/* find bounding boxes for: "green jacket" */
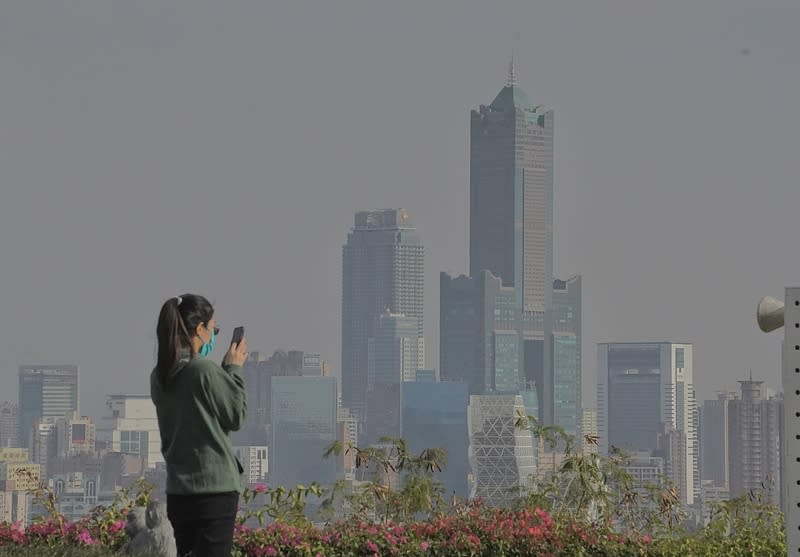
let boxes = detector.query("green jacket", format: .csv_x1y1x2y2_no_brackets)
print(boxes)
150,356,247,495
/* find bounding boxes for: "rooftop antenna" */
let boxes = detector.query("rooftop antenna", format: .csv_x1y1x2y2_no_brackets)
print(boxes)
508,32,520,87
508,52,518,87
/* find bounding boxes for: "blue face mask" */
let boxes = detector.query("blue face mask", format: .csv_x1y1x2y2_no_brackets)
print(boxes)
199,325,217,357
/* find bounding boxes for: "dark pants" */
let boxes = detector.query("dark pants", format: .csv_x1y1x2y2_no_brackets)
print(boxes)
167,492,239,557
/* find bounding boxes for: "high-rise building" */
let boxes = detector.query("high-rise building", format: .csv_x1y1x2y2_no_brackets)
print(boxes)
270,376,337,488
0,450,39,526
30,417,58,479
728,379,781,507
700,392,736,488
551,276,582,437
597,342,697,505
0,402,18,448
368,310,424,386
301,354,329,377
341,209,424,423
96,395,162,469
440,270,521,395
233,446,268,486
18,365,79,449
55,413,96,458
235,350,312,446
582,408,598,454
469,60,553,317
469,63,560,428
335,408,358,480
402,381,470,499
467,394,536,507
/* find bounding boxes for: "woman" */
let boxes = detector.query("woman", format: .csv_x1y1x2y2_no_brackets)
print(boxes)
150,293,248,557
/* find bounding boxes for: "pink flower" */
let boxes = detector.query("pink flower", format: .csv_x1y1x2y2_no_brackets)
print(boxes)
642,534,653,544
77,530,96,545
265,547,278,556
420,541,430,551
252,483,267,493
109,520,126,533
366,540,379,553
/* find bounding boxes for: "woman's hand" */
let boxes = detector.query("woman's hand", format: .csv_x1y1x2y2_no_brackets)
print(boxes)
223,337,248,367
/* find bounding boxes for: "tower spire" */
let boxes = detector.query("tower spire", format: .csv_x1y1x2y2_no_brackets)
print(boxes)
507,52,518,87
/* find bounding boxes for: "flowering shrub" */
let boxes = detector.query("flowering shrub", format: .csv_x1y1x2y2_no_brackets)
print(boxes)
1,500,786,556
0,437,787,555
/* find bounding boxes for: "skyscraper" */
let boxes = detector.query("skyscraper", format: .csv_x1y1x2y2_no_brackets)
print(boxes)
402,381,470,499
0,402,18,449
270,375,337,488
341,209,424,423
440,270,521,395
469,62,557,425
368,310,424,386
728,379,781,507
551,276,582,438
470,60,554,315
468,394,536,507
96,395,162,469
597,342,697,505
18,365,79,449
700,391,736,488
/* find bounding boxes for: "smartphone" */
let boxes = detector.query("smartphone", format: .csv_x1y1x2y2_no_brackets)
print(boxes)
231,326,245,347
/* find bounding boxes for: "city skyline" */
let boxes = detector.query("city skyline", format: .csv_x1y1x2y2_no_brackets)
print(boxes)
0,1,796,422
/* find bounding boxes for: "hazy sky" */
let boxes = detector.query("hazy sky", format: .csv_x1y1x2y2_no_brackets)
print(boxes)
1,1,798,420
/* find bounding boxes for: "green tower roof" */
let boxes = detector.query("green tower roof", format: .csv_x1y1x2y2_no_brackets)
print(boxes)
489,58,536,111
490,85,535,111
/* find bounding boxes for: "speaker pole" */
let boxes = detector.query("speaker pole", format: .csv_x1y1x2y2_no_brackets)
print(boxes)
784,288,800,556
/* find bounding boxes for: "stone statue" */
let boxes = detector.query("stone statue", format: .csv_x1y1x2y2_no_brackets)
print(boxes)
121,500,177,557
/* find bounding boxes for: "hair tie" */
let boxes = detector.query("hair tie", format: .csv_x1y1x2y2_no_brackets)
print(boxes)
174,296,183,306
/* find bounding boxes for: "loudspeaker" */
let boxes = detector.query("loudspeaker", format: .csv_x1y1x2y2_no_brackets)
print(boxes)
757,295,784,333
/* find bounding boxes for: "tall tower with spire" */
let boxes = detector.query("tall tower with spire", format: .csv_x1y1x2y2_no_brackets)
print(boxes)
468,61,556,421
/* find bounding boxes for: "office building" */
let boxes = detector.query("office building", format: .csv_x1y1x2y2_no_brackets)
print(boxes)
468,394,536,507
597,342,697,505
342,209,424,423
55,413,96,458
469,60,553,317
582,408,598,454
271,375,337,488
368,310,424,386
0,402,18,448
440,270,521,395
18,365,79,448
0,452,39,526
30,417,58,479
551,276,582,437
728,379,781,507
700,392,736,488
96,395,162,468
336,408,358,480
402,381,470,499
301,354,330,377
237,350,327,445
233,446,268,486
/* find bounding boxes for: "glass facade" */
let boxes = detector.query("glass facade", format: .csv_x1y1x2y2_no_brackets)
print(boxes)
440,271,521,396
551,276,581,437
493,332,520,394
18,366,79,449
402,382,469,498
342,210,424,422
271,376,337,488
119,430,149,460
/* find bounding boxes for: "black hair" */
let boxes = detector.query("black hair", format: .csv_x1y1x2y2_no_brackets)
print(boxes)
155,293,214,388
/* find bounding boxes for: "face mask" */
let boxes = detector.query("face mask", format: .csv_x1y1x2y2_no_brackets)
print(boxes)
199,325,217,357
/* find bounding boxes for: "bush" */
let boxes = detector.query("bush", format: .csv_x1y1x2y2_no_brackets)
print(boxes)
0,433,787,556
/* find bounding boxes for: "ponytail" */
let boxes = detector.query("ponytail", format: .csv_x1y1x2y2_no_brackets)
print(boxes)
155,293,214,388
